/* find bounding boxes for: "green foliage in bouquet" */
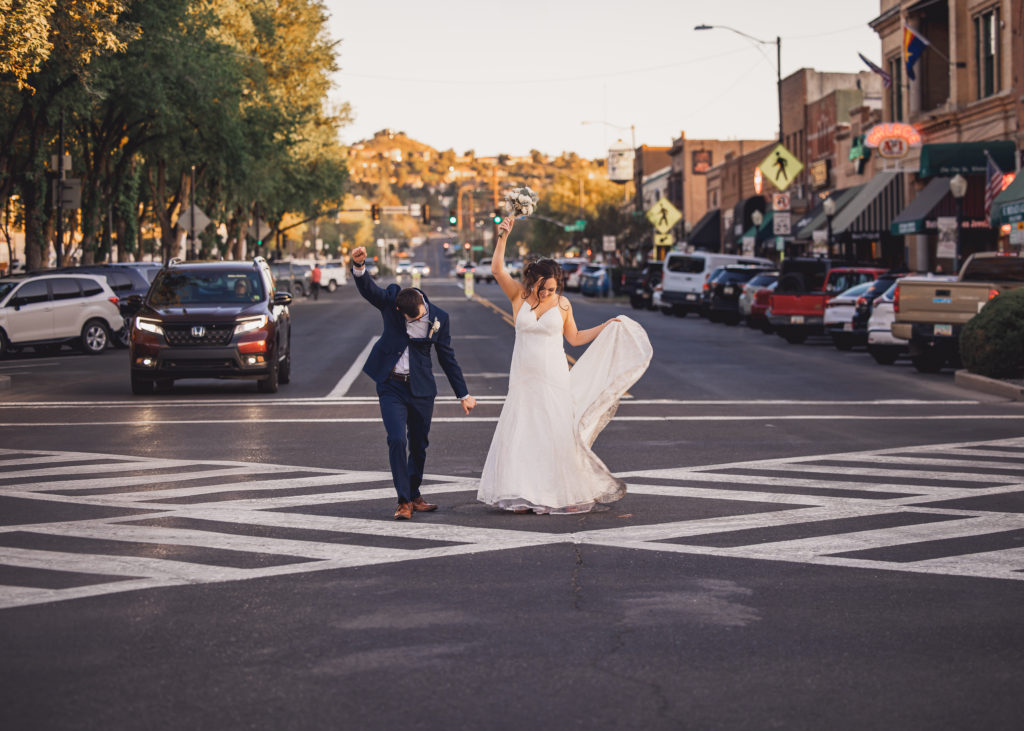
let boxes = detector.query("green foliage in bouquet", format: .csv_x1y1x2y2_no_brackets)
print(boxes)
960,288,1024,378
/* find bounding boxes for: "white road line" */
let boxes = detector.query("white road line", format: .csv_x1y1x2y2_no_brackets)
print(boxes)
325,335,379,398
0,399,986,408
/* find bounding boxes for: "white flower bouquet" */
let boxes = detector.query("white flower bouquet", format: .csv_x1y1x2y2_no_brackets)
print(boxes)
504,186,539,218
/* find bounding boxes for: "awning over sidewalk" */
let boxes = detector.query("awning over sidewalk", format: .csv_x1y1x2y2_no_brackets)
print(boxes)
685,208,720,249
990,173,1024,225
793,186,863,241
739,209,774,245
890,177,951,234
918,140,1016,177
831,171,904,240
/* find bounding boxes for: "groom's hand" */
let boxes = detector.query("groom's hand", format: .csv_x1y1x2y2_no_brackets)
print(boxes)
461,396,476,415
351,247,367,267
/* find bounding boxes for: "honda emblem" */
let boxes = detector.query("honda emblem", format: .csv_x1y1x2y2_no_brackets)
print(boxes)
191,326,206,338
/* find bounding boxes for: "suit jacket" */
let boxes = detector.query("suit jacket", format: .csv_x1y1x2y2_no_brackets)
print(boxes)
353,269,469,399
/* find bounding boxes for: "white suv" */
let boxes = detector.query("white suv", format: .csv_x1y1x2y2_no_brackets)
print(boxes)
660,251,774,316
0,273,122,356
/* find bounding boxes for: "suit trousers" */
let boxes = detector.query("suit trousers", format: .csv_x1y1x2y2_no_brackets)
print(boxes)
376,378,434,503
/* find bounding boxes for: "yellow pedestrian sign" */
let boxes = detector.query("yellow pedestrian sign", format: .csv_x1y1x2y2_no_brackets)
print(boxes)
758,144,804,192
646,198,682,234
654,231,674,248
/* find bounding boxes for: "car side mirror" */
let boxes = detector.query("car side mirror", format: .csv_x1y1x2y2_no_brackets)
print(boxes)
8,298,23,310
274,292,293,306
120,294,143,317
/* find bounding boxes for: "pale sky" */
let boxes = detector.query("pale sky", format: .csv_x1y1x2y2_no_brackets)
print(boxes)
326,1,882,160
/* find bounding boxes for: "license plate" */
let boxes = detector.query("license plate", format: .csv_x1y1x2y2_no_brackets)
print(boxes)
723,286,734,295
686,294,697,301
791,315,804,324
934,324,953,336
843,322,853,331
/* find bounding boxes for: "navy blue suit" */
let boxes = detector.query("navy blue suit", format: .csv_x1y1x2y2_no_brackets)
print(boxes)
353,269,469,503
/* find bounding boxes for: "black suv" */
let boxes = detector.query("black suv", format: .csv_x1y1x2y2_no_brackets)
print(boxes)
706,265,774,325
122,257,292,394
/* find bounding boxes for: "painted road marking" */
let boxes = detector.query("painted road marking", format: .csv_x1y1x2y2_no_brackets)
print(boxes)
325,336,380,398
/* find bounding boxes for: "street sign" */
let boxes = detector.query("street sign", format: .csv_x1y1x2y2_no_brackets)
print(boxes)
654,232,674,248
408,203,421,217
773,211,792,235
772,193,791,211
564,221,586,232
646,198,682,234
176,205,212,232
247,218,270,239
602,235,616,252
51,178,81,208
382,205,408,215
758,144,804,192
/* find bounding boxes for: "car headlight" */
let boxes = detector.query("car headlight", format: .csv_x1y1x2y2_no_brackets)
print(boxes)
136,318,164,335
234,315,268,335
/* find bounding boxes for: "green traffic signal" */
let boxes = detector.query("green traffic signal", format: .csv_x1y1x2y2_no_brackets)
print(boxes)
448,210,457,225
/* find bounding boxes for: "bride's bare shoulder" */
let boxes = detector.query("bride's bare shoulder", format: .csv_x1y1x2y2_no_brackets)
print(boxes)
558,295,572,309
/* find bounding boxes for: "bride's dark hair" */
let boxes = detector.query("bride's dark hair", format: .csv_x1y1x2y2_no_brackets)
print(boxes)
520,257,566,310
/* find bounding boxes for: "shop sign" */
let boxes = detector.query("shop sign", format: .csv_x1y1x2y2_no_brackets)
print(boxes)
936,217,957,259
864,123,922,159
692,150,713,175
809,160,830,188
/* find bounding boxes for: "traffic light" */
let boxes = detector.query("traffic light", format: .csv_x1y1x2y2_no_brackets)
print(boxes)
371,204,380,223
448,209,457,226
421,203,430,224
492,209,502,224
442,242,450,250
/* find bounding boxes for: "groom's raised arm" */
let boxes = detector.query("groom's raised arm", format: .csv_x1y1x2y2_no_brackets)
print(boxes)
350,246,390,311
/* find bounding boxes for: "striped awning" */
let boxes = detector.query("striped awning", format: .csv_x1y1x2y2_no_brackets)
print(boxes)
831,171,904,240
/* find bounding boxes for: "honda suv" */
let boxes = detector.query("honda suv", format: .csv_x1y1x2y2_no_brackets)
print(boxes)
122,257,292,394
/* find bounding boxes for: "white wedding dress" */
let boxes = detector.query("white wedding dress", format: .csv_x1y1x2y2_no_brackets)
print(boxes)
477,304,652,514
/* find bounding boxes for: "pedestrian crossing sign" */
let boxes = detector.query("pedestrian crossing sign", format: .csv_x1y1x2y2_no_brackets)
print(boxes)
646,198,682,234
758,144,804,192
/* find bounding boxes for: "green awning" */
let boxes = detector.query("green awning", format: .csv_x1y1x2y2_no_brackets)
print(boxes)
991,173,1024,225
890,177,951,234
739,210,774,243
918,140,1016,177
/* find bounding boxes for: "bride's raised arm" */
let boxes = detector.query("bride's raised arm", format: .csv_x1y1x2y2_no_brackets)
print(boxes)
491,216,523,303
561,297,619,347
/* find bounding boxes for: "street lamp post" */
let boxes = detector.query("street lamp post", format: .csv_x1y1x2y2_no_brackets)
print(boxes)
695,24,782,146
949,174,968,274
823,197,836,259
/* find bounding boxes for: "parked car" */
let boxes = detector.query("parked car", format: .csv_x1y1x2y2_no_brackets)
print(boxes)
411,261,431,278
580,264,612,297
866,282,906,365
847,273,907,349
475,258,495,283
269,261,306,297
291,262,313,295
559,259,585,292
25,263,158,347
750,282,777,333
394,260,412,277
707,265,774,324
739,271,778,325
454,259,476,277
122,257,292,394
319,260,347,291
0,273,122,356
660,251,774,316
699,266,729,317
506,260,523,278
824,281,876,350
892,253,1023,372
769,258,887,344
625,261,663,310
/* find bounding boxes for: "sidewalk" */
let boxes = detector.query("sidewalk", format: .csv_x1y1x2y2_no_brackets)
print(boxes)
954,370,1024,401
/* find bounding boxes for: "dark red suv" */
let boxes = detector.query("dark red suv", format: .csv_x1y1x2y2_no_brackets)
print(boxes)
122,257,292,394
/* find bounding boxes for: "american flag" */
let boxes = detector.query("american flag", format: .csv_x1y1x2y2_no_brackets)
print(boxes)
984,151,1008,219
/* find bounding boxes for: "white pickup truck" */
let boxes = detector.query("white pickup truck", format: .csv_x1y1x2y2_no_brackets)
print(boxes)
320,260,348,291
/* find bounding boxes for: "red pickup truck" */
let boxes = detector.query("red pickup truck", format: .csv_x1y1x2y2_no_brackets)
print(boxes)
769,258,887,344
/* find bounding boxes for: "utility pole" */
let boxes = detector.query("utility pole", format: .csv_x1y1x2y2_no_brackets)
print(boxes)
56,110,65,267
189,164,197,260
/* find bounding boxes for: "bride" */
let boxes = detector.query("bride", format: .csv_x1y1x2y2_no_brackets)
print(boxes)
477,215,652,514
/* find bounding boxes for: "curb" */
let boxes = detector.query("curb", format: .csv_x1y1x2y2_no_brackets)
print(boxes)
954,370,1024,401
0,375,10,391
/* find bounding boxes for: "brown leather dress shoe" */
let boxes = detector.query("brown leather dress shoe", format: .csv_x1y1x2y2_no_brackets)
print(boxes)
411,497,437,512
394,502,413,520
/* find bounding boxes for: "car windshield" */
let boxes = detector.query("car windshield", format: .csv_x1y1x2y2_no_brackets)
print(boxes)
666,255,705,274
747,273,778,287
149,270,264,305
961,257,1024,282
721,269,763,283
835,282,875,299
561,262,579,273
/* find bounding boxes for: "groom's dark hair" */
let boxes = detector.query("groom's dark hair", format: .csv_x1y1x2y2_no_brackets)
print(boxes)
396,288,424,319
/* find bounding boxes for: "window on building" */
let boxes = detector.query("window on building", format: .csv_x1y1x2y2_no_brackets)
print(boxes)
974,6,1001,98
887,56,903,121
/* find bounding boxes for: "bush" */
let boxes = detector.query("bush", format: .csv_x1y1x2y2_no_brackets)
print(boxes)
960,287,1024,378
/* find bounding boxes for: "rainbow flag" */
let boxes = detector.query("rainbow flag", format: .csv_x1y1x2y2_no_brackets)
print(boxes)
903,24,929,81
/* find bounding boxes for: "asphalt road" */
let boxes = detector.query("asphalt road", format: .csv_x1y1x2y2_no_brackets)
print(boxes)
1,241,1023,730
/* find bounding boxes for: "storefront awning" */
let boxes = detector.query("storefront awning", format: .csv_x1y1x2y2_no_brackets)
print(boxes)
918,140,1016,177
991,173,1024,225
793,186,863,241
890,177,951,234
685,208,720,249
739,210,774,244
831,171,904,240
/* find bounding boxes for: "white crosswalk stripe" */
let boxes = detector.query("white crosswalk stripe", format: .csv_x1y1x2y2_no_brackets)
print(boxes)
1,436,1023,610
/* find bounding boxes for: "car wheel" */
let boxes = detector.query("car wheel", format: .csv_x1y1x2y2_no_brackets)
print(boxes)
131,374,154,395
0,330,8,358
258,357,279,393
782,330,807,345
672,305,687,318
115,321,131,348
327,281,337,293
870,348,898,365
912,352,944,373
832,334,853,351
660,307,673,316
80,319,111,354
725,315,740,326
279,341,291,385
155,378,174,392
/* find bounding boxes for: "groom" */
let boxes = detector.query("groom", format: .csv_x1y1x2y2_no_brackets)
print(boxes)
350,247,477,520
